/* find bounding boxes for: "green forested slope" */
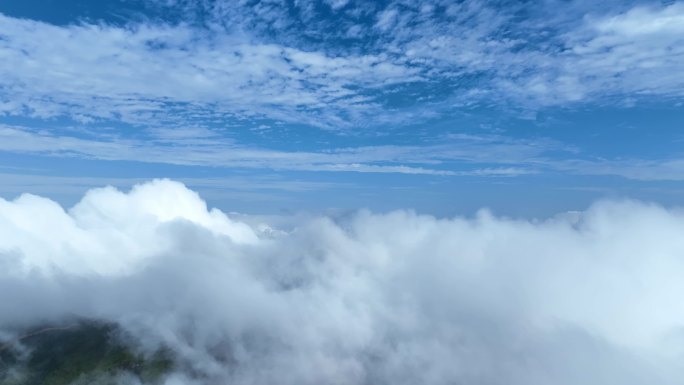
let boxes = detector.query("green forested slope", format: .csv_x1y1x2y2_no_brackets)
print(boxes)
0,321,173,385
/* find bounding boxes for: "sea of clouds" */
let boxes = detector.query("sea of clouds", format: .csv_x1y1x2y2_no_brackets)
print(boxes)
1,179,684,384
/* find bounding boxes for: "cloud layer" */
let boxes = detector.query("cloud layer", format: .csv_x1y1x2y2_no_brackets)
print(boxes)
1,1,683,128
2,180,684,384
2,1,684,186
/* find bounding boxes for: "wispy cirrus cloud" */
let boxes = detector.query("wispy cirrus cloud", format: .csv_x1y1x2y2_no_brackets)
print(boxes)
0,173,343,203
555,158,684,182
1,1,683,130
0,124,552,176
5,122,684,181
517,1,684,105
0,13,420,129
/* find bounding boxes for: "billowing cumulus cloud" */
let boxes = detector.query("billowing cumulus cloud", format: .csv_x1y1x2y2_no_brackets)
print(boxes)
2,179,684,384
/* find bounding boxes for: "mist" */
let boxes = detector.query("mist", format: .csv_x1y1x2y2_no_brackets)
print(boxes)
1,179,683,384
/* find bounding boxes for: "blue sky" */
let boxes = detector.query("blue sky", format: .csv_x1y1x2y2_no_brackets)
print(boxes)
1,0,683,216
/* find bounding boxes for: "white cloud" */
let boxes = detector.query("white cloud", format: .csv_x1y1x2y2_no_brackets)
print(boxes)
0,173,341,196
374,8,399,31
2,2,683,130
0,124,553,176
5,122,684,181
556,157,684,181
324,0,350,11
0,179,257,276
2,180,684,384
592,4,684,37
559,2,684,100
0,14,418,128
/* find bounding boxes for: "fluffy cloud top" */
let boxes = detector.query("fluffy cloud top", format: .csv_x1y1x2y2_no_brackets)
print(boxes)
0,180,256,276
2,180,684,384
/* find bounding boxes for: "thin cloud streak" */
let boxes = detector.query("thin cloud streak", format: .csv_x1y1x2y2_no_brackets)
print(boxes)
4,123,684,181
0,124,551,176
